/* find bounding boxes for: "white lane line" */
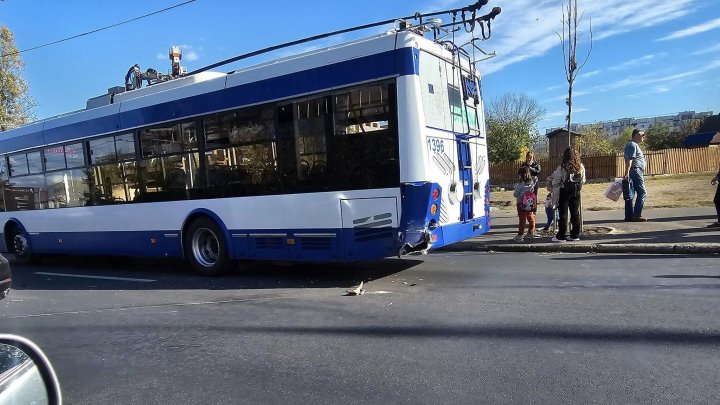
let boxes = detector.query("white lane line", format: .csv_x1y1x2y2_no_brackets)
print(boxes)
34,272,157,283
0,296,296,320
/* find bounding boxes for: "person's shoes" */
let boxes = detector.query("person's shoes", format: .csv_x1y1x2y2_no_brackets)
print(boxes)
566,236,581,241
542,227,549,232
527,232,542,239
631,217,647,222
624,218,633,222
551,237,566,242
512,234,524,242
707,222,720,228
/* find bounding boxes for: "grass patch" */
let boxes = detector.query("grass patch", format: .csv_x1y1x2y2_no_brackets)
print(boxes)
491,172,718,213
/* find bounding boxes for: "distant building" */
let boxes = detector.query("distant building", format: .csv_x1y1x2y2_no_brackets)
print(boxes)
545,110,714,138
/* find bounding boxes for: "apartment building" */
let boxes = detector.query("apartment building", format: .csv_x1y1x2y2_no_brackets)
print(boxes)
546,111,713,138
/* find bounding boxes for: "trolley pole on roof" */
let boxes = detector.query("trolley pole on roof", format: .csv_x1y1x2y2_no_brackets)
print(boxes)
188,1,501,75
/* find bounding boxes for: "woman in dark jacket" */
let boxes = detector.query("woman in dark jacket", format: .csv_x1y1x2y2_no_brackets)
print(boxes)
550,147,586,242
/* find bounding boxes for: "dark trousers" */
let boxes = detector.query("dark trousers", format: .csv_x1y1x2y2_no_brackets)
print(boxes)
557,188,581,240
714,184,720,221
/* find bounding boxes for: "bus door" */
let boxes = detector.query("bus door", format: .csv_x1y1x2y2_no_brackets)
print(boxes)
457,137,474,222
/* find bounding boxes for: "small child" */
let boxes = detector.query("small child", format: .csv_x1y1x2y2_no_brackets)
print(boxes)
542,192,556,232
512,167,540,241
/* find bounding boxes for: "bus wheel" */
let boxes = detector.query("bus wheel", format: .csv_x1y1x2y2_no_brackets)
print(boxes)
10,227,34,264
183,218,231,276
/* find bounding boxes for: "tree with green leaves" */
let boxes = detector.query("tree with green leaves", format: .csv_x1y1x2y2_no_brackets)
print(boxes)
0,25,35,131
612,127,634,152
485,92,545,163
697,114,720,133
644,122,684,151
578,124,613,155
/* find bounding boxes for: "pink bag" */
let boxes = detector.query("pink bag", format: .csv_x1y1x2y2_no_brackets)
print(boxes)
604,179,623,202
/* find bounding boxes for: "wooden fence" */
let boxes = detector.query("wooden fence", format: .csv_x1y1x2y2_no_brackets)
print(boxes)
490,146,720,185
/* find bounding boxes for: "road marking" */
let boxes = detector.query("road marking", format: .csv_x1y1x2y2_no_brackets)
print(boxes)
0,294,303,320
34,272,157,283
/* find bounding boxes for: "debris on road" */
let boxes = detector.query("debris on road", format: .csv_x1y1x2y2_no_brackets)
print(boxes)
345,281,365,296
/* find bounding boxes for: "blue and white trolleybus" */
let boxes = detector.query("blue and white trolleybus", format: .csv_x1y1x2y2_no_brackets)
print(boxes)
0,3,500,274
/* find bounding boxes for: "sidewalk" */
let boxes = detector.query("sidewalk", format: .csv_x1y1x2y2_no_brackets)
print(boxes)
446,207,720,254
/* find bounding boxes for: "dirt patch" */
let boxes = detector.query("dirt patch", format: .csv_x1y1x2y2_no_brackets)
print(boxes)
583,226,618,235
491,171,717,213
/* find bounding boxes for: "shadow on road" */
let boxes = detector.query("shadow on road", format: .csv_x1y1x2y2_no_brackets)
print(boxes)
9,255,423,291
12,323,720,346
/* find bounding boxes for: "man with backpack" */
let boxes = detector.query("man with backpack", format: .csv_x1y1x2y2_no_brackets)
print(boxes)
624,129,648,222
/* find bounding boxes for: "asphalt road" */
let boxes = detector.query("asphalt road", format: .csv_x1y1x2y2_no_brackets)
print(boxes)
1,252,719,404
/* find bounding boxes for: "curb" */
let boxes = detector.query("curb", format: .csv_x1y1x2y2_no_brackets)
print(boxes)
446,242,720,255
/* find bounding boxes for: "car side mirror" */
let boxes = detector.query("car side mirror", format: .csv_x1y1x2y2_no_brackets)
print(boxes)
0,335,62,405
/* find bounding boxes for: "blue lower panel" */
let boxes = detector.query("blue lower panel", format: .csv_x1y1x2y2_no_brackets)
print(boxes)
28,231,182,258
7,227,403,263
230,228,402,262
430,216,490,249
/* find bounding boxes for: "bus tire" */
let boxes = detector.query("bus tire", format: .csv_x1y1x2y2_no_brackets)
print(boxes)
183,217,231,276
9,225,35,264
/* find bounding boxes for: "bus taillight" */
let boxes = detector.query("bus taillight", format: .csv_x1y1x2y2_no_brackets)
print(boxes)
432,189,440,201
430,204,438,215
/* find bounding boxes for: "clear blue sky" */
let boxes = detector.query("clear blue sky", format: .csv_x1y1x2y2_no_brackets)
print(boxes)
1,0,719,132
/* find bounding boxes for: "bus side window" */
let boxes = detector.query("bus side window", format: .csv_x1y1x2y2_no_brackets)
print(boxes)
45,169,90,208
65,143,86,168
8,153,29,177
88,136,118,165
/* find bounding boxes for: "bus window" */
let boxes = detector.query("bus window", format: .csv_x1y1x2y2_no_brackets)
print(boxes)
206,108,272,150
65,143,85,168
419,52,472,133
88,163,127,204
27,151,43,174
448,84,468,133
140,123,192,157
332,83,399,189
89,136,118,165
4,174,46,210
45,169,90,208
0,156,7,181
139,153,200,202
181,122,197,151
8,153,29,177
206,144,277,196
44,146,67,171
294,97,328,187
115,133,136,161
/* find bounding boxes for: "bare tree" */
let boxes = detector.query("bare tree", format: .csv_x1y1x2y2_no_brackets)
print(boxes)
557,0,592,147
485,92,545,163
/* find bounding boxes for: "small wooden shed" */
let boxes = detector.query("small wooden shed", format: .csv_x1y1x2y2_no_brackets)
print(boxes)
546,128,582,157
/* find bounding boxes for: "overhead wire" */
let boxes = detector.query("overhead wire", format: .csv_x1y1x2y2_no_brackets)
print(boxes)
0,0,197,58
